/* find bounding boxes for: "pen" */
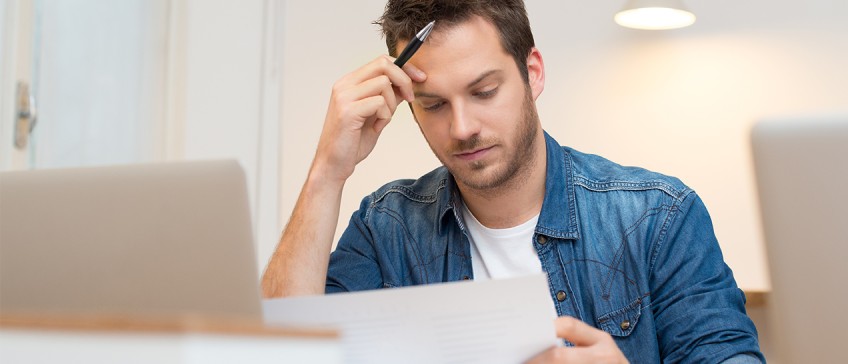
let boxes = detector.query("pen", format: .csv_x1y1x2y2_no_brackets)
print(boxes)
394,21,435,67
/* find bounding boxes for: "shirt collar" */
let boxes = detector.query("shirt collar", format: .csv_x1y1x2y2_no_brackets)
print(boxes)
536,131,580,240
439,131,581,240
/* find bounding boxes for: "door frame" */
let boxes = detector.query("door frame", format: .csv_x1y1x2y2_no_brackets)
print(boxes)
0,0,34,171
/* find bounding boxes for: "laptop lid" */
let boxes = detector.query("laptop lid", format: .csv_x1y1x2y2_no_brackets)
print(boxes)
751,117,848,363
0,160,261,320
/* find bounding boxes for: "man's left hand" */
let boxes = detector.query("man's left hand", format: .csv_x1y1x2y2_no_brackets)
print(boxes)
525,316,629,364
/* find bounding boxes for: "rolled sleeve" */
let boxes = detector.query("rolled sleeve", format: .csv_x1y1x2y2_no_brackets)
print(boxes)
721,353,764,364
649,192,764,363
325,197,383,293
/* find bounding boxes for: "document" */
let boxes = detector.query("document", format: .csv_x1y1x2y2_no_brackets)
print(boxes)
262,274,558,364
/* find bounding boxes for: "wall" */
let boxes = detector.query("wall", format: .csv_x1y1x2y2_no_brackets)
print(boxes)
277,0,848,295
170,0,281,273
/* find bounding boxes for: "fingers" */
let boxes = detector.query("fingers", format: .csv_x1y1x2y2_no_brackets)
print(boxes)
335,76,399,133
313,55,427,181
339,95,392,131
554,316,608,347
330,54,428,131
341,55,426,103
528,317,628,364
402,61,427,84
338,75,398,116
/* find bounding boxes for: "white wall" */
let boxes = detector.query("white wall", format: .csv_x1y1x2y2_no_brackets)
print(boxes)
276,0,848,294
171,0,281,273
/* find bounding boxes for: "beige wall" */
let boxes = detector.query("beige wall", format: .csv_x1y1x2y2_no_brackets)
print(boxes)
275,0,848,295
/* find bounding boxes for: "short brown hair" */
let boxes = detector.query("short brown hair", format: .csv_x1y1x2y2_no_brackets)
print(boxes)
375,0,535,82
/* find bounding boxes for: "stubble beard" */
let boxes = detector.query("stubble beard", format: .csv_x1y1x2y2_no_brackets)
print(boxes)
440,88,540,194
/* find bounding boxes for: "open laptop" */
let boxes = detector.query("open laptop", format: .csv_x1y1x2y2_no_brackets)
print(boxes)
751,117,848,363
0,160,262,321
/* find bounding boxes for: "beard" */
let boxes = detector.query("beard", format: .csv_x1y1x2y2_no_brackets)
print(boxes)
435,88,540,193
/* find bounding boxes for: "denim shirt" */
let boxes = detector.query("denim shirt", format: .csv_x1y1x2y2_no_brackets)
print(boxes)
327,131,764,363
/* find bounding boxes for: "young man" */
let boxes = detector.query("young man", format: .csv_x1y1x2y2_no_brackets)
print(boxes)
262,1,764,362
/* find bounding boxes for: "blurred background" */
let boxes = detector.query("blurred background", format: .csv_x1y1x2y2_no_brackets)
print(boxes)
2,1,846,361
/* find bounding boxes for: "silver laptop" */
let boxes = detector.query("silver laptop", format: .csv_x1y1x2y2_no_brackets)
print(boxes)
0,160,262,320
751,117,848,363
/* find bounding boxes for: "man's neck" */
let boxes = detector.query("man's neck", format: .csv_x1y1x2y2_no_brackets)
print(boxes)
458,132,547,229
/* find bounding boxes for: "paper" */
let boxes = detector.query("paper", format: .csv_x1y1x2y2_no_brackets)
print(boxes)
262,274,558,364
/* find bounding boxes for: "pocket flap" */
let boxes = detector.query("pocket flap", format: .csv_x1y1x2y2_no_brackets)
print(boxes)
596,297,643,337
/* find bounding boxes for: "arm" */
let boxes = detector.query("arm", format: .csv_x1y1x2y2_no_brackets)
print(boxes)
261,56,426,298
649,192,764,362
526,193,763,364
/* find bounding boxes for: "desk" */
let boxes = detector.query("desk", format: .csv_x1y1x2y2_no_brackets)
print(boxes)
743,290,768,308
0,314,341,364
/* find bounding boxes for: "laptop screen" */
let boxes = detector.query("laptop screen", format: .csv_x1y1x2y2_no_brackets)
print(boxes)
0,160,262,321
752,117,848,363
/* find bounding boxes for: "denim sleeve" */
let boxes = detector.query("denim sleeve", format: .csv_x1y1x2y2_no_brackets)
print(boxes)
649,192,765,363
722,353,764,364
325,196,384,293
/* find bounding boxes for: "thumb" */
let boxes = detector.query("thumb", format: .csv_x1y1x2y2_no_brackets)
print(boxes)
554,316,608,347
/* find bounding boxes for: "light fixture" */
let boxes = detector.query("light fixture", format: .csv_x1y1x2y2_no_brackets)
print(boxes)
615,0,696,30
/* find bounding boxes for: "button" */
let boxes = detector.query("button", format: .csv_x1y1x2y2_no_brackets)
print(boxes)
620,320,631,331
537,235,547,245
462,276,471,280
556,290,567,302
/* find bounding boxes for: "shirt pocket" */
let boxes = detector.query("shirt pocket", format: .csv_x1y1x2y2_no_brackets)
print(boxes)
596,296,643,337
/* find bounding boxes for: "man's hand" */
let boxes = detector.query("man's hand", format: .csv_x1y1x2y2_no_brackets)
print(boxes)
261,55,425,298
312,55,427,185
526,316,629,364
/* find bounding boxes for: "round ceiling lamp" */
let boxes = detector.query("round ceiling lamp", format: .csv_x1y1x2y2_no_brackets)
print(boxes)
615,0,696,30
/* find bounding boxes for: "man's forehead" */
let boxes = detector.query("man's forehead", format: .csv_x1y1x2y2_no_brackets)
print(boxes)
400,16,512,94
394,20,459,56
413,69,504,97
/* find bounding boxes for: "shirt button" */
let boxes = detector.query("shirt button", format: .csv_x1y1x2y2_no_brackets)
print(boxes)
556,290,567,302
537,235,547,245
620,320,631,331
462,276,471,280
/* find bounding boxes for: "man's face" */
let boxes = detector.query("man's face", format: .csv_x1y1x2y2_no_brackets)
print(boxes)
401,16,544,193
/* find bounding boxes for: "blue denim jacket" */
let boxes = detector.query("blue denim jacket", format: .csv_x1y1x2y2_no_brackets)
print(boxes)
326,131,764,363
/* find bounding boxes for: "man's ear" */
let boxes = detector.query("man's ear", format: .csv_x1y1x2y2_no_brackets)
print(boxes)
526,47,545,100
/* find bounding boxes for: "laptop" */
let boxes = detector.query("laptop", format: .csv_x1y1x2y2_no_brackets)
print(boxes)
0,160,262,321
751,117,848,363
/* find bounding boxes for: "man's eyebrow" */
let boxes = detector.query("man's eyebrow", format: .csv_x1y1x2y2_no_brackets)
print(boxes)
414,91,442,99
413,69,503,99
466,69,501,89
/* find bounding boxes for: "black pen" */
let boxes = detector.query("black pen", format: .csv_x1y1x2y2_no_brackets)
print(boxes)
394,21,435,67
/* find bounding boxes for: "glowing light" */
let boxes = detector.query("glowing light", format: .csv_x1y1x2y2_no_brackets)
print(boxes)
615,1,696,30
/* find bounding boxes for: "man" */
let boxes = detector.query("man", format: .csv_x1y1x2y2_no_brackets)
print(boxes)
262,1,764,362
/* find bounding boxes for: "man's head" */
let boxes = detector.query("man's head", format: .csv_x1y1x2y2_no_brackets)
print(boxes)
376,0,535,83
373,2,547,196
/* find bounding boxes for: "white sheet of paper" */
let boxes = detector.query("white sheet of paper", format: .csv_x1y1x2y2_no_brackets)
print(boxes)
262,273,558,364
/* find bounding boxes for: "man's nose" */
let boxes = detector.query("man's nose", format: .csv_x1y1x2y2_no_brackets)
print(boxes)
449,102,481,142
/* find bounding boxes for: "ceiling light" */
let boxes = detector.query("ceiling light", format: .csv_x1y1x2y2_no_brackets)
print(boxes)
615,0,696,30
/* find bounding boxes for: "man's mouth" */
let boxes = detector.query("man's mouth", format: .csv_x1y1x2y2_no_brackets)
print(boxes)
455,146,494,161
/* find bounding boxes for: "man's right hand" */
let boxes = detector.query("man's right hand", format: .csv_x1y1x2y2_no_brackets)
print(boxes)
261,56,426,298
311,55,427,185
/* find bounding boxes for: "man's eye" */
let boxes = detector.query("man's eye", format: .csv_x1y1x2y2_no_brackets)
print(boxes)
423,101,445,112
475,88,498,99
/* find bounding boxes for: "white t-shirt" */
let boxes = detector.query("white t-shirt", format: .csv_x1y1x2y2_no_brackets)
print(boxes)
460,203,543,281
